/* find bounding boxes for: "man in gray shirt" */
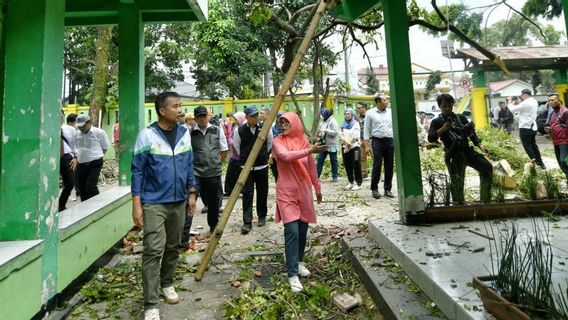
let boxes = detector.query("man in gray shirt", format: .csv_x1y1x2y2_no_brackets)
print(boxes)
363,96,394,199
181,106,228,248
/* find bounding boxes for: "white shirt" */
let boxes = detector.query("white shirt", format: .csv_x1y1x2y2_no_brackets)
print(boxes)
340,121,361,151
233,124,273,171
509,97,538,130
193,123,229,152
75,126,110,163
363,107,393,140
61,124,77,155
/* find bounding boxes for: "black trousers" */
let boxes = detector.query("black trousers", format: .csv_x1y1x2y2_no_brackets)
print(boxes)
242,167,268,225
371,137,394,192
224,158,241,196
181,175,222,247
446,148,493,204
343,147,362,186
59,154,75,211
519,128,544,167
76,158,103,202
270,160,279,182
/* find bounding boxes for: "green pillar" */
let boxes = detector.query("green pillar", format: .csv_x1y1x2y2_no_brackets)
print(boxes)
382,0,425,224
564,0,568,40
0,0,65,302
118,2,144,185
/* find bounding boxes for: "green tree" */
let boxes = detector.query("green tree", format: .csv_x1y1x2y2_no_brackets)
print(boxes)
421,4,483,43
424,71,442,100
523,0,564,20
187,0,270,99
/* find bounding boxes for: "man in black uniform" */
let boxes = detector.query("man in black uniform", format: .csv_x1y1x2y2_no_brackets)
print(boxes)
496,100,514,134
428,94,493,204
234,106,273,234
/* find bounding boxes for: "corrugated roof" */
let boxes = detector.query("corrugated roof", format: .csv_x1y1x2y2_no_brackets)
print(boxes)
457,45,568,61
455,45,568,71
489,79,531,92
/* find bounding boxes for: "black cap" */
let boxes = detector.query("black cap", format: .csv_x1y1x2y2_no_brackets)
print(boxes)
194,106,208,117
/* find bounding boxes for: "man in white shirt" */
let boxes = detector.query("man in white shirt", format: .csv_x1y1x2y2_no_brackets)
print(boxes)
509,89,545,169
364,95,395,199
73,114,110,201
59,111,78,211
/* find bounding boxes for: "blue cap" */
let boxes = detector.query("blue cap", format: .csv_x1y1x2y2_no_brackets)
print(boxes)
277,111,283,117
244,106,259,116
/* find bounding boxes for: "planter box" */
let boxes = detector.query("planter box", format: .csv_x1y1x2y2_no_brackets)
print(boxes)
473,276,530,320
425,199,568,223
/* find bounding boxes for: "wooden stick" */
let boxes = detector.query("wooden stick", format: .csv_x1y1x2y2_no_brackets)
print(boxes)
194,0,336,281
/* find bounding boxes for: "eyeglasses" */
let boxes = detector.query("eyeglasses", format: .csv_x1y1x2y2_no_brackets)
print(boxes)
278,121,290,128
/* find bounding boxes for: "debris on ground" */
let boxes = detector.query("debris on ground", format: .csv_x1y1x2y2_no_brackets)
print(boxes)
332,292,362,312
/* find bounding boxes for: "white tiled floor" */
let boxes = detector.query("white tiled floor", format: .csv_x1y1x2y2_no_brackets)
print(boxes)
369,217,568,320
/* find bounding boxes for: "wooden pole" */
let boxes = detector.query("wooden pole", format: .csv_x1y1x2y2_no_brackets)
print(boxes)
194,0,336,281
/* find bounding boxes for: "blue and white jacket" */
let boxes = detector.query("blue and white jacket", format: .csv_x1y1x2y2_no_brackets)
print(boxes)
131,122,196,204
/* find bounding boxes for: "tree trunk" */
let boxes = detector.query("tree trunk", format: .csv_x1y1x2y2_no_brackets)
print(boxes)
269,47,280,97
90,26,113,127
310,40,321,138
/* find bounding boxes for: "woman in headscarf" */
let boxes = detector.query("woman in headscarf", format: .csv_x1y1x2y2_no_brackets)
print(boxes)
340,108,362,190
223,112,246,196
316,108,339,182
272,112,327,293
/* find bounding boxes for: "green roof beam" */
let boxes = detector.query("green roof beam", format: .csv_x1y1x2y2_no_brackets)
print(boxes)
332,0,380,22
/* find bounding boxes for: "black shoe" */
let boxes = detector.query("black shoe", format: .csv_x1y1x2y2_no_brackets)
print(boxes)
201,206,208,214
384,190,394,198
258,217,266,227
241,224,252,234
372,190,381,199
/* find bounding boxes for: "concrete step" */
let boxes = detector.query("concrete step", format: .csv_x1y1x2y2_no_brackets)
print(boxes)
342,235,446,320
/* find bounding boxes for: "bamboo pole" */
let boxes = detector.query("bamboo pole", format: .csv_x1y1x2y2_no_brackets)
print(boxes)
194,0,336,281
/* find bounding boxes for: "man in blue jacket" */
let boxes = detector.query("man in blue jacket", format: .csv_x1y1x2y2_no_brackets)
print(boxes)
131,91,197,320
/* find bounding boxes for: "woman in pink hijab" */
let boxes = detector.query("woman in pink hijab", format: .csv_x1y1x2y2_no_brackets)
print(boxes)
272,112,326,293
224,112,246,196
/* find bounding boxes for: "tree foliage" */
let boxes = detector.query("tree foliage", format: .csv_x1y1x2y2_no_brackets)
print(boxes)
523,0,564,20
425,70,442,99
421,4,483,43
187,0,270,100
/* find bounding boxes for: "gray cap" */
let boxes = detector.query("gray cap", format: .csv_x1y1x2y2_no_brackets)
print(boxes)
76,114,91,127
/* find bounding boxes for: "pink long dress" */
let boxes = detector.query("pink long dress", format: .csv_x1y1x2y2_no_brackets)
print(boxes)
272,112,321,224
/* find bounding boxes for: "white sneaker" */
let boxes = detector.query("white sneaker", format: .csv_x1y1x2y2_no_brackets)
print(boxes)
69,196,76,202
161,286,179,304
298,262,311,277
345,183,353,190
351,185,362,191
288,276,303,293
144,308,160,320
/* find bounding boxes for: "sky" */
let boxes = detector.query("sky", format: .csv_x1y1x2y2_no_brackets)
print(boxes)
331,0,567,93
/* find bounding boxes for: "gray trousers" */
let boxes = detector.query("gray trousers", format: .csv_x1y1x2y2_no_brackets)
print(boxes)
142,202,185,309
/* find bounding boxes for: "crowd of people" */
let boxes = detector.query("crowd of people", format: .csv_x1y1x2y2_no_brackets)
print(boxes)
60,89,565,320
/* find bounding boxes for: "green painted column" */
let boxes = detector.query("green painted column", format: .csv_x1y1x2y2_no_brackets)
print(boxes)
118,2,144,185
382,0,425,224
564,0,568,40
0,0,65,302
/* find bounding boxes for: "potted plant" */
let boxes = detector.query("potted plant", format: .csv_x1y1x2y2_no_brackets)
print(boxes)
473,221,568,319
